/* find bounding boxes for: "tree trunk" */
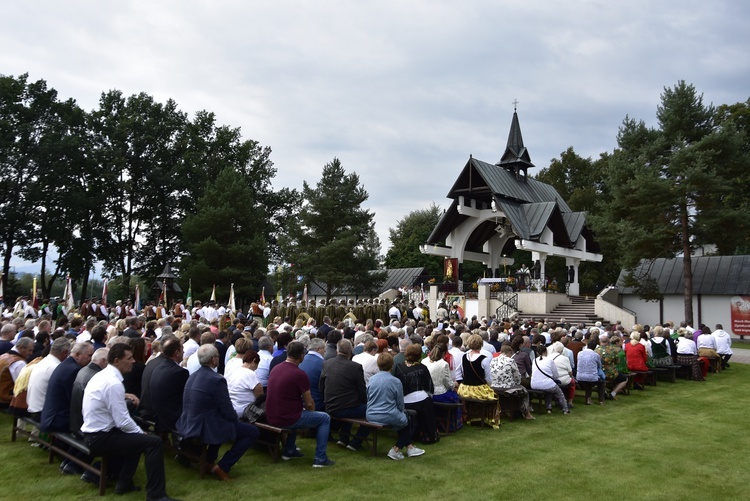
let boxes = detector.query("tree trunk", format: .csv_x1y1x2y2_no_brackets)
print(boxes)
681,205,693,325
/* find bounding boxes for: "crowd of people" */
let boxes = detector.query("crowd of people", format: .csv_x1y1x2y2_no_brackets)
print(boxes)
0,294,735,500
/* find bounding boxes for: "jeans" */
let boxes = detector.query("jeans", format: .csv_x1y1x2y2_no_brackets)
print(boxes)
329,404,369,447
284,410,330,462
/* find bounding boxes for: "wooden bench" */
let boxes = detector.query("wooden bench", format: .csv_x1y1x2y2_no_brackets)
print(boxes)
254,422,293,462
433,401,462,434
653,365,679,383
631,370,657,387
527,388,548,407
493,388,524,422
48,431,108,496
10,414,51,448
331,417,384,456
461,397,499,428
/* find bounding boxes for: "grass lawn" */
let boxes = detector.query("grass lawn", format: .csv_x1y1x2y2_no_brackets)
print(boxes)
2,364,748,501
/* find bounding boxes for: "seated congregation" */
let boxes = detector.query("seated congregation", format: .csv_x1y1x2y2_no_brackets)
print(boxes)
1,306,732,498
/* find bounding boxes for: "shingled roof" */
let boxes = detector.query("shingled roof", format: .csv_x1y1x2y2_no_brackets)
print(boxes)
307,267,426,297
617,256,750,295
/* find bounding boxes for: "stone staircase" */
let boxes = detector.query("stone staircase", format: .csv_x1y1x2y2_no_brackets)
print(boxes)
547,296,605,326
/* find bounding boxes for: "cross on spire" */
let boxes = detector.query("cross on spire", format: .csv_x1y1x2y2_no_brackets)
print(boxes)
512,98,519,111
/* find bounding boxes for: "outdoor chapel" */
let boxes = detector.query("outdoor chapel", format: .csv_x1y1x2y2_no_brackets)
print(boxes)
0,110,740,500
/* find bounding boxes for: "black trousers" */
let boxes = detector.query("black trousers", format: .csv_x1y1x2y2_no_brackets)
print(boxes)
84,429,166,499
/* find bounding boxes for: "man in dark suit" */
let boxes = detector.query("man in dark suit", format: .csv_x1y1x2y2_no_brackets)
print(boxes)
41,342,94,433
319,339,369,451
149,337,189,434
140,334,178,421
176,345,259,480
317,316,333,340
214,330,229,375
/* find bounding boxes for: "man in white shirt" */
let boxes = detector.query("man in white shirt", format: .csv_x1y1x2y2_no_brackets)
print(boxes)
27,337,71,418
181,327,200,365
388,302,401,322
712,324,733,369
351,340,379,386
81,342,178,501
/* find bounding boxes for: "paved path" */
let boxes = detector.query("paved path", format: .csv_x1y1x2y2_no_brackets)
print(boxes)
729,349,750,365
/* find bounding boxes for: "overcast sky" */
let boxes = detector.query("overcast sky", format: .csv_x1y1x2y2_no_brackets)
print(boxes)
2,0,749,272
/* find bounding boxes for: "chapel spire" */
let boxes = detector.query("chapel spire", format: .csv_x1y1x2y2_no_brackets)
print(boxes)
496,103,534,181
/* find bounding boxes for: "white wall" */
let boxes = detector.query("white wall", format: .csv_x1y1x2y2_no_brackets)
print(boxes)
622,293,741,338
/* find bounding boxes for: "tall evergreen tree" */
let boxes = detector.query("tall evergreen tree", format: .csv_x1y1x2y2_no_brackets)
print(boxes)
280,158,385,301
180,167,268,302
591,81,748,323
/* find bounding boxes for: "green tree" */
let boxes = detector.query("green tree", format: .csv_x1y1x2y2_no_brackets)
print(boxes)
385,204,444,276
280,158,385,301
591,81,749,324
180,167,268,302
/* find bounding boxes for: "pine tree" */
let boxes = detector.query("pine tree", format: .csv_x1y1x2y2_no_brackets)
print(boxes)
280,158,385,300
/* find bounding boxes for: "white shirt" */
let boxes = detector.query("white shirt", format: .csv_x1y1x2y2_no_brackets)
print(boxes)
227,367,260,418
183,338,199,362
531,356,560,391
712,329,733,355
697,333,717,350
27,354,62,413
76,330,92,344
448,347,464,381
204,306,218,321
224,355,243,380
186,352,201,375
351,351,379,386
676,337,697,355
7,351,26,382
81,364,142,434
255,350,274,386
388,306,401,321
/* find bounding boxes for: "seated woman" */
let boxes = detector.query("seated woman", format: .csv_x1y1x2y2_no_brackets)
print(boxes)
625,331,649,389
596,334,628,399
576,339,606,405
510,335,532,388
530,344,570,414
675,328,706,380
394,344,439,444
549,342,576,408
227,349,264,419
648,326,672,367
422,343,462,431
367,353,425,461
456,334,500,428
490,345,534,420
123,337,147,397
224,337,251,380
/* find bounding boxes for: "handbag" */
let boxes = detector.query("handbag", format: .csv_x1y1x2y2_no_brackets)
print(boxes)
241,393,266,424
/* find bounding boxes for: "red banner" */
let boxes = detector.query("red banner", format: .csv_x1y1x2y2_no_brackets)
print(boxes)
444,258,458,283
730,296,750,334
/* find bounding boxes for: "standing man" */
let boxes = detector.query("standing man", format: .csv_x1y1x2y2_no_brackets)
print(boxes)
266,341,334,467
81,343,179,501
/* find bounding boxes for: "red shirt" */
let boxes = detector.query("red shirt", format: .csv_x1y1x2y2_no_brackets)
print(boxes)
265,361,310,427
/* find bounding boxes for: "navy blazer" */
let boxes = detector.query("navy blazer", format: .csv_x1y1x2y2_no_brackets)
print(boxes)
177,365,238,444
41,357,82,432
149,357,189,433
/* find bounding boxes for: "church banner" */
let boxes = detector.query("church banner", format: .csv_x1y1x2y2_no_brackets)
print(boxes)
730,296,750,335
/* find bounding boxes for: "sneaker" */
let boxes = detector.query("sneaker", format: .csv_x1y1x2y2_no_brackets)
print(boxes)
346,444,363,452
312,458,336,468
336,440,348,448
387,447,404,461
281,450,305,461
406,446,425,458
